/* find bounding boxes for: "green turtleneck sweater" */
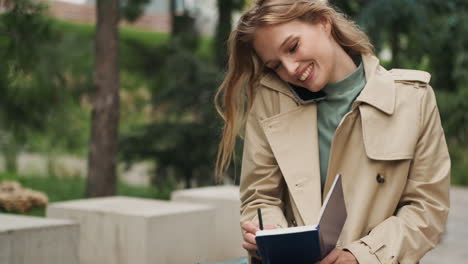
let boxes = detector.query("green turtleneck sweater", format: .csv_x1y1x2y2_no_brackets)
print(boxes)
317,62,366,190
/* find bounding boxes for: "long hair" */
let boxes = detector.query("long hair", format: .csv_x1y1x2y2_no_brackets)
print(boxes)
214,0,374,181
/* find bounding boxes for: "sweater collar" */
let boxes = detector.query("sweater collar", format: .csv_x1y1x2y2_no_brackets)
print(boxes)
322,60,365,98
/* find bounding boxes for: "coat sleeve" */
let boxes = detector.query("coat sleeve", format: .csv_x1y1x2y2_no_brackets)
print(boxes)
239,94,288,229
344,85,450,264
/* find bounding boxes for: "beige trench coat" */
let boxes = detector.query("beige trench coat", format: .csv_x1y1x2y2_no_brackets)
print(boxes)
239,55,450,264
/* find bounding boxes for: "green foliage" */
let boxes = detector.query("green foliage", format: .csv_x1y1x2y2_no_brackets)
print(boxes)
358,0,431,68
120,0,151,22
0,1,66,135
119,10,224,188
449,146,468,186
424,4,468,93
0,0,80,171
436,89,468,144
436,88,468,186
120,43,223,188
329,0,364,18
0,13,209,157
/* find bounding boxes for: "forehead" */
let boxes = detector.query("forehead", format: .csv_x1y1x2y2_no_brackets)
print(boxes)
252,20,319,63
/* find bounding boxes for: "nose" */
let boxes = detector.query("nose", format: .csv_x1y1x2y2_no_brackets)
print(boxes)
282,58,299,76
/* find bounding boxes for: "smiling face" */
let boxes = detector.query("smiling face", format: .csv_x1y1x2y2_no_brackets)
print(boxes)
253,19,355,92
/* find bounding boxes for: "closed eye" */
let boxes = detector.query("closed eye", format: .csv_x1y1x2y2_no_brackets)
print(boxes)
288,41,298,53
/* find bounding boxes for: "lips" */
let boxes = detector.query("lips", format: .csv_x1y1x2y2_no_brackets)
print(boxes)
298,64,314,82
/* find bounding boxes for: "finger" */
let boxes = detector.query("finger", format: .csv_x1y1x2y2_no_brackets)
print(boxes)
341,250,358,263
320,248,340,264
242,241,258,251
251,252,262,260
243,231,257,245
242,221,260,234
247,249,261,260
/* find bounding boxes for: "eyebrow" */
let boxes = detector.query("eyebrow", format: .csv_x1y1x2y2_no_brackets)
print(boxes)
264,35,293,66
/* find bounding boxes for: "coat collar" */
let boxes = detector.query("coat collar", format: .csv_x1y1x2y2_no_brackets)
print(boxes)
355,55,395,115
259,55,396,115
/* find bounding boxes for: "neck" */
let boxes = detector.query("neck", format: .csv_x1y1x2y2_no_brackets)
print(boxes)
330,46,357,83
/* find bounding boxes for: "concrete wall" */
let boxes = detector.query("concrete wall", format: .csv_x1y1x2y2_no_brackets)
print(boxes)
47,196,216,264
0,213,79,264
171,185,246,261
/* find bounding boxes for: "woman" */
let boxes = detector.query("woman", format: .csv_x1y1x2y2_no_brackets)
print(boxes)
214,0,450,263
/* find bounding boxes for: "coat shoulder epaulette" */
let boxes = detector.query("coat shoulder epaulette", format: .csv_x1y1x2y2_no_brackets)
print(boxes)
389,69,431,88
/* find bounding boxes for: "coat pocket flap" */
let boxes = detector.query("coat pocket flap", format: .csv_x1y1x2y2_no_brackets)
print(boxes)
360,105,417,161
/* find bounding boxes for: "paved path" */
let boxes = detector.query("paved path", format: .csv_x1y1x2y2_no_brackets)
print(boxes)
421,186,468,263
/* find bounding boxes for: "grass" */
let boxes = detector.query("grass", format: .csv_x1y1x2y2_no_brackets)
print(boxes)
53,19,169,45
53,19,213,58
0,172,172,217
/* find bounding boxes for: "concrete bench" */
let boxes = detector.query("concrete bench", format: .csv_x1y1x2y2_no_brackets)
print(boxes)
0,213,79,264
47,196,216,264
171,185,246,261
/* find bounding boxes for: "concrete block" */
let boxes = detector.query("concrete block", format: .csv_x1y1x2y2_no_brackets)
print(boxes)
47,196,216,264
0,213,79,264
171,186,246,261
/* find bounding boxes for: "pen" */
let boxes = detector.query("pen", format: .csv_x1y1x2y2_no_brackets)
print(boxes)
258,208,264,230
256,208,263,257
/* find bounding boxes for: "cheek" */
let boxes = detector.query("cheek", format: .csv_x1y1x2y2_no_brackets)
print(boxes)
276,71,292,83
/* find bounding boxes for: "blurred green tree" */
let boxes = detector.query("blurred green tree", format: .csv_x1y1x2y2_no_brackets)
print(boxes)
169,0,199,50
329,0,369,18
119,47,222,188
119,9,224,188
121,0,151,22
427,2,468,142
357,0,432,68
0,0,71,173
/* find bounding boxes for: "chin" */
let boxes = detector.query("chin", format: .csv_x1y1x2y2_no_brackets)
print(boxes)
304,85,323,93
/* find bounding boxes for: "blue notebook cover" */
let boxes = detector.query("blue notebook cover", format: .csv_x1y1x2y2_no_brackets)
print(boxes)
255,174,346,264
255,226,321,264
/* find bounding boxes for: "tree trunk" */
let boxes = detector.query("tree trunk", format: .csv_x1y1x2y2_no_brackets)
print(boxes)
86,0,120,197
215,0,233,69
170,0,177,36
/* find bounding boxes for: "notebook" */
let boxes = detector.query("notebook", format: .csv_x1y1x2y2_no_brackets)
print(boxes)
255,174,347,264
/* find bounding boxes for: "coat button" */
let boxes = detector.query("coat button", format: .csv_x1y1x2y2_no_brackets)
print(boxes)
376,174,385,183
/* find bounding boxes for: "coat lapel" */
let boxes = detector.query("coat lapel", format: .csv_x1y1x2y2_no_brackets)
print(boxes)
260,104,322,226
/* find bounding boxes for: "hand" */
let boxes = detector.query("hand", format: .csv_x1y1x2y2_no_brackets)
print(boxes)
319,248,358,264
241,221,276,258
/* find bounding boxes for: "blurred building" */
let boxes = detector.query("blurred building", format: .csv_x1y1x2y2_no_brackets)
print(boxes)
32,0,218,36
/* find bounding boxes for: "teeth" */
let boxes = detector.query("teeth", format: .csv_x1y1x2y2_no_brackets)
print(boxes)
299,64,313,81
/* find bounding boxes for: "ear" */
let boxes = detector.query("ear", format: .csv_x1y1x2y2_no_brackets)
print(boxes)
321,18,332,36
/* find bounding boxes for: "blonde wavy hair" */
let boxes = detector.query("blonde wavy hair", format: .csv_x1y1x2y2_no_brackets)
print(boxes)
214,0,374,181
